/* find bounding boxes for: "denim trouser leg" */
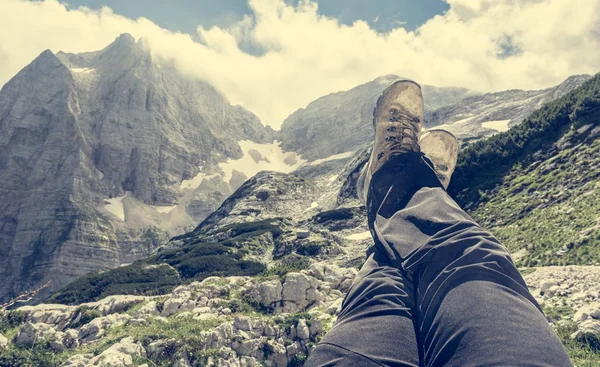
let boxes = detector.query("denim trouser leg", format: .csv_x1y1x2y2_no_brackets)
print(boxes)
306,153,572,367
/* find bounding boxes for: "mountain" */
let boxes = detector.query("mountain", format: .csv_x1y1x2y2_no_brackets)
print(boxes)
280,74,590,161
0,34,283,301
1,34,600,365
426,74,591,141
5,73,599,367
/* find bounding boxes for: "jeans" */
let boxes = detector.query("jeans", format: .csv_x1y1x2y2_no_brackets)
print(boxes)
305,153,572,367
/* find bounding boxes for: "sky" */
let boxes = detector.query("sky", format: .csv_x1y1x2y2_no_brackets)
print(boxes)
0,0,599,129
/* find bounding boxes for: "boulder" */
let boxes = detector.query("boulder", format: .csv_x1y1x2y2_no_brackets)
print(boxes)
162,291,195,317
135,301,160,317
282,273,312,304
15,322,63,349
258,280,283,307
0,333,8,350
78,314,131,343
87,337,145,366
82,295,147,316
18,304,75,330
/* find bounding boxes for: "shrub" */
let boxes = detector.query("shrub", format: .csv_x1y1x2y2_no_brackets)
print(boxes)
49,263,180,305
0,310,27,334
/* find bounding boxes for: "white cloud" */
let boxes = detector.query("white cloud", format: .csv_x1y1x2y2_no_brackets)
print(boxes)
1,0,599,129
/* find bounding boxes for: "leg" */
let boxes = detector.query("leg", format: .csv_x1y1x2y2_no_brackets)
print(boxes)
370,153,572,367
306,246,420,367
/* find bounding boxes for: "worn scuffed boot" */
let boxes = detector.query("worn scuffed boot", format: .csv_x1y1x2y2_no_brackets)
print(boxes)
357,80,424,204
420,129,458,190
357,80,459,204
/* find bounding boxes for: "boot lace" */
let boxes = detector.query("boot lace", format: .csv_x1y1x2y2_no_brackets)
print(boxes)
376,108,420,161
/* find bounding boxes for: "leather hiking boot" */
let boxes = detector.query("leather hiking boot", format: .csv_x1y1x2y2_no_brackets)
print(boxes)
357,79,424,204
420,129,458,190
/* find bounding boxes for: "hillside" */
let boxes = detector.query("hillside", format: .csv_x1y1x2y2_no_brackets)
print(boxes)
1,75,600,366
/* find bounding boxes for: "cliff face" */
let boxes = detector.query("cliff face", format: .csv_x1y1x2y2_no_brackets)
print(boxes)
0,34,277,301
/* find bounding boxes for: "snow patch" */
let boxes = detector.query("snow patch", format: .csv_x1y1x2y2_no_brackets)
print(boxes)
482,120,511,132
304,202,320,212
180,170,206,190
433,116,474,131
104,193,128,221
345,231,372,241
152,205,177,214
71,67,94,73
308,151,354,166
219,140,306,184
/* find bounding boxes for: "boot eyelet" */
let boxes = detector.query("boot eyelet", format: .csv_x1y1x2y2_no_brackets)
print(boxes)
377,152,384,160
387,126,396,132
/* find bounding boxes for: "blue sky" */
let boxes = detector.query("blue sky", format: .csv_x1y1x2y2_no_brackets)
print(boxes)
61,0,449,35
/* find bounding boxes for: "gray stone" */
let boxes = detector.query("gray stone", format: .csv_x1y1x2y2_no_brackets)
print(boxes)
87,336,145,366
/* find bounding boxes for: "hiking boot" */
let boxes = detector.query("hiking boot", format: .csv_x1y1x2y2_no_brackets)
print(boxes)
420,129,458,190
357,79,424,204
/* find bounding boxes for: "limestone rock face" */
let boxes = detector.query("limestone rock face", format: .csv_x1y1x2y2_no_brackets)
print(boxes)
0,34,275,301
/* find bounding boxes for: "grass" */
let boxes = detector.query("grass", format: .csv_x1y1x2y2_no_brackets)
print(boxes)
469,137,600,267
0,315,224,367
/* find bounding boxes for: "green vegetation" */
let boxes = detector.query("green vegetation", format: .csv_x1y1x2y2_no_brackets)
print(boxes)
312,208,362,231
262,255,312,277
468,137,600,267
0,316,222,367
50,242,265,305
449,73,600,205
0,310,26,334
544,306,600,367
0,342,66,367
48,263,180,305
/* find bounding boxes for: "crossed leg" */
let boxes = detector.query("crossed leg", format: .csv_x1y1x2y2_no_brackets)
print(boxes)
306,153,572,367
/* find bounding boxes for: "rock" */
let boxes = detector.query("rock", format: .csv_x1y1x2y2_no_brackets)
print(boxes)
540,280,559,293
234,316,253,332
0,334,8,350
309,319,323,336
296,319,310,340
83,295,147,316
265,340,288,367
571,319,600,341
134,301,160,317
282,273,312,304
15,322,61,348
258,280,283,307
18,304,75,330
574,303,600,324
162,292,196,317
236,339,262,356
221,308,232,315
87,337,145,366
192,306,212,314
78,314,131,343
63,329,79,349
62,354,93,367
146,338,179,361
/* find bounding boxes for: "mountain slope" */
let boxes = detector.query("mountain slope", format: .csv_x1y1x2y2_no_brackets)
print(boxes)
2,74,600,366
449,73,600,268
280,74,590,161
0,34,278,301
